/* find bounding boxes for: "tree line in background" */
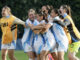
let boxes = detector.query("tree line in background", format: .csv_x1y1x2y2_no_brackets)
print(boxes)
0,0,80,38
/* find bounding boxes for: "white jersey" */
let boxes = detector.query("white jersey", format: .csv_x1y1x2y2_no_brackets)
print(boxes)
51,16,69,52
41,20,56,52
33,20,45,54
22,19,39,52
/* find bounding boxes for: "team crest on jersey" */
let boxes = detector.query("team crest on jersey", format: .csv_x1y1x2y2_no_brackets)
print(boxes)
0,22,8,27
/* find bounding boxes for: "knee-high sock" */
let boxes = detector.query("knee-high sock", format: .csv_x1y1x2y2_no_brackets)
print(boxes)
29,58,33,60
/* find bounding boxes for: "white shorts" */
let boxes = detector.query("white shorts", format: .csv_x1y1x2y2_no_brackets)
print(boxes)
1,40,16,49
22,36,34,53
50,44,57,53
23,43,33,52
22,29,34,52
50,44,67,53
52,23,69,52
42,30,56,51
57,45,65,52
33,34,44,54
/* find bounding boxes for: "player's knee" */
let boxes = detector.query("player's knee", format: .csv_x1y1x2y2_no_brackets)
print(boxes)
40,51,48,56
27,53,36,59
58,55,64,60
68,53,74,60
68,54,72,59
51,53,57,58
28,56,35,60
1,53,6,58
30,55,35,59
40,53,45,59
8,53,14,59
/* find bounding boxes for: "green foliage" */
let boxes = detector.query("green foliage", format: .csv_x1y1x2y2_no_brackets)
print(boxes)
0,0,80,38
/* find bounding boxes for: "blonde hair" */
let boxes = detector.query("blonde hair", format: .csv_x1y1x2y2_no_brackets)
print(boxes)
28,9,35,14
3,6,12,15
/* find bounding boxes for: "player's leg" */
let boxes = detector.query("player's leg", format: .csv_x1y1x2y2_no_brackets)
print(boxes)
68,51,79,60
68,51,74,60
50,46,58,60
58,51,64,60
51,52,58,60
8,49,16,60
7,40,16,60
68,41,80,60
27,52,36,60
37,54,41,60
45,55,49,60
57,45,65,60
40,50,49,60
1,49,7,60
22,38,36,60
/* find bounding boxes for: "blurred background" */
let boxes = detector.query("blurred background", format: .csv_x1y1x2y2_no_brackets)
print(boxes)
0,0,80,60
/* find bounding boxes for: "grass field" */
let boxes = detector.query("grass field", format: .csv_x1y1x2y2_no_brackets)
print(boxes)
0,50,80,60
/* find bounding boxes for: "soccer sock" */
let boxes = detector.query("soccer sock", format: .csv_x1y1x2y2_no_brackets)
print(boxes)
29,58,33,60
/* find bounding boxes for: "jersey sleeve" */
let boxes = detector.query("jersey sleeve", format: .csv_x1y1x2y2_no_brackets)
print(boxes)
55,19,71,27
25,19,32,26
13,17,25,26
64,14,80,39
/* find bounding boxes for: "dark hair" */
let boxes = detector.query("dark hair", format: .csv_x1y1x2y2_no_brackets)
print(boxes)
46,5,53,14
61,5,71,16
41,12,49,23
52,8,59,16
37,11,43,17
36,9,48,22
41,5,53,14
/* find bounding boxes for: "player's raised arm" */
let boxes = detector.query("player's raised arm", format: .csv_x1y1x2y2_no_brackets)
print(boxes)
13,17,26,27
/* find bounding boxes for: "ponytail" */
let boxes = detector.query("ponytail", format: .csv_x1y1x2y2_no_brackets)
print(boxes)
61,5,71,16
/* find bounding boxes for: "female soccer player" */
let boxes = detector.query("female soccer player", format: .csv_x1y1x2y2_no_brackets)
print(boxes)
28,10,56,60
32,12,45,60
22,9,42,60
0,6,26,60
38,13,56,60
41,5,51,21
50,8,69,60
59,5,80,60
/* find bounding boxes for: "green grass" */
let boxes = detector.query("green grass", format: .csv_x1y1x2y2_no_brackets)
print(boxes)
0,51,29,60
0,50,80,60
